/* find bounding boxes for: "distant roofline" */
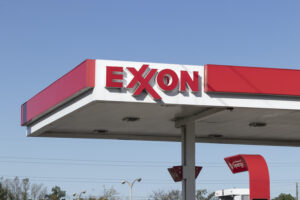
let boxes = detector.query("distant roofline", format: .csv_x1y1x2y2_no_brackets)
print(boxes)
215,188,249,197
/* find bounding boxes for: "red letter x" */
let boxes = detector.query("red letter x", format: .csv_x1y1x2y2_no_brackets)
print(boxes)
127,65,162,100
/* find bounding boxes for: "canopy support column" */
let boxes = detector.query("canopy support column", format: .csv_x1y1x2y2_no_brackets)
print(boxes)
181,122,196,200
176,108,225,200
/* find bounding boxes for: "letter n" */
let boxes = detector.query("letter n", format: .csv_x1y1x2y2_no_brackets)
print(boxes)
180,71,199,92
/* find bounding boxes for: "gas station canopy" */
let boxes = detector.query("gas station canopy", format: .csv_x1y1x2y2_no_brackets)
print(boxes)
21,59,300,146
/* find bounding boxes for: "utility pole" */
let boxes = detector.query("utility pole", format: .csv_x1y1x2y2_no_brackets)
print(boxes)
296,182,298,200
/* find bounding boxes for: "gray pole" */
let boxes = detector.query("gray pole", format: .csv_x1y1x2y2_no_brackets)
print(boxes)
296,182,298,200
78,191,86,200
175,109,222,200
181,122,196,200
130,184,133,200
121,178,141,200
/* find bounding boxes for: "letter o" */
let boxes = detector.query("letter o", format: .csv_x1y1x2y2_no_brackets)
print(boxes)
157,69,179,91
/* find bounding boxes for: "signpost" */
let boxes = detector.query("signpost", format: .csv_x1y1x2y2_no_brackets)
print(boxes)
168,166,202,182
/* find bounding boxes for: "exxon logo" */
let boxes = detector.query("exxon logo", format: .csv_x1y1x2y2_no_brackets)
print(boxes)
106,64,200,100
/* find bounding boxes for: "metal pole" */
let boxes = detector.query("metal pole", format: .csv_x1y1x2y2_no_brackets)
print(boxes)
296,182,298,200
78,191,86,200
181,122,196,200
121,178,141,200
130,183,133,200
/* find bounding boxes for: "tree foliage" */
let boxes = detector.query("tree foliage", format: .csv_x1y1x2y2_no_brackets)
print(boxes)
150,189,181,200
98,186,120,200
0,177,48,200
45,186,66,200
149,189,214,200
22,178,30,200
31,183,47,200
87,186,120,200
196,189,214,200
0,181,8,200
272,193,295,200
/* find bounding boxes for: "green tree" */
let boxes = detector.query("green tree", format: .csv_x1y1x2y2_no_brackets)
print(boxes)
0,182,8,200
45,186,66,200
149,189,214,200
149,190,181,200
30,183,47,200
196,189,214,200
0,177,47,200
272,193,295,200
21,178,30,200
6,177,22,200
98,186,120,200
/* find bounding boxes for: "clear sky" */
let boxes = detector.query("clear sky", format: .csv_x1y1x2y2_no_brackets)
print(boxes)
1,0,300,199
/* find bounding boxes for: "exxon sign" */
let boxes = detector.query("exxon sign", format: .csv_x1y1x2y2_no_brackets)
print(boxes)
105,64,199,100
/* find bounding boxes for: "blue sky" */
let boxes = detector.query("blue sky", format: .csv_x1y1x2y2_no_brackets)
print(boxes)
1,0,300,199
